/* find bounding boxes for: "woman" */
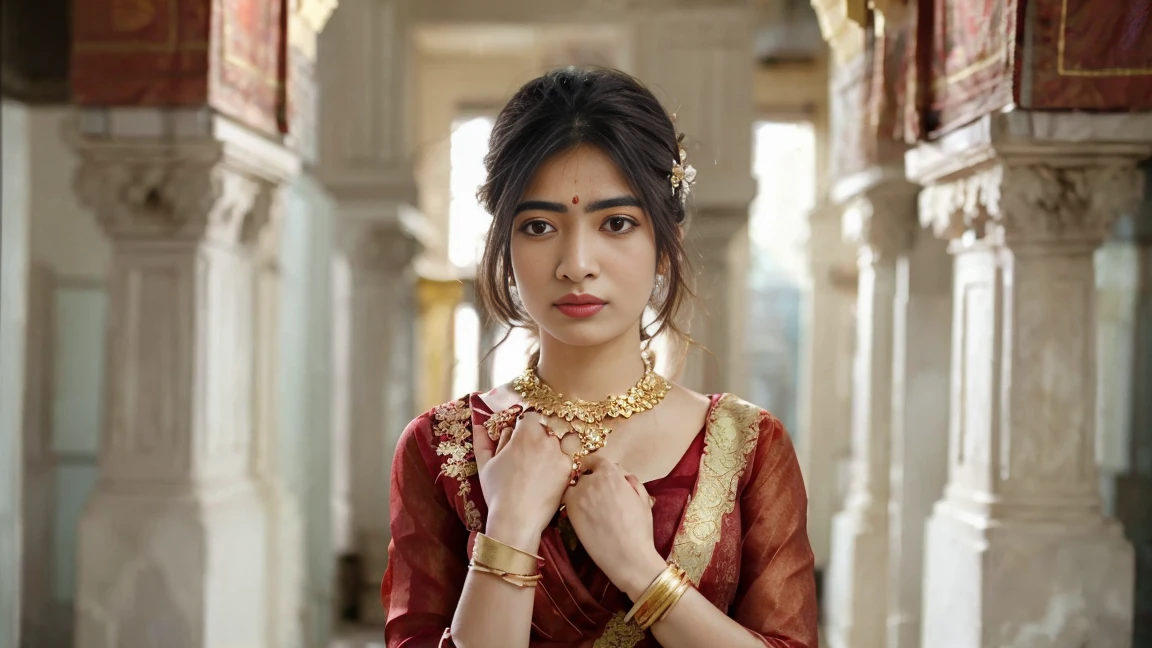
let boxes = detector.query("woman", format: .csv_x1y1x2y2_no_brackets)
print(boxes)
381,67,817,648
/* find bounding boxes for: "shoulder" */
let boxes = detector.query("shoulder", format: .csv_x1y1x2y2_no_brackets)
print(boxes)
397,394,479,482
706,394,792,477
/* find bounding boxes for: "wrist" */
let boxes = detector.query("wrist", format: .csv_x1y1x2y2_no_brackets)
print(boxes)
617,552,670,602
483,513,545,555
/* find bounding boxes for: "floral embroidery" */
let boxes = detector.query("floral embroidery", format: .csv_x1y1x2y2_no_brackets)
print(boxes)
433,398,482,531
463,499,482,532
434,399,477,496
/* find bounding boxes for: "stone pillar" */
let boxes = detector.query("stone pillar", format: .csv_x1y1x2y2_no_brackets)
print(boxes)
825,173,917,648
910,119,1146,648
0,98,30,648
317,0,427,625
629,6,757,393
887,228,951,648
1096,165,1152,647
797,202,857,577
69,112,298,648
251,198,309,648
332,218,420,624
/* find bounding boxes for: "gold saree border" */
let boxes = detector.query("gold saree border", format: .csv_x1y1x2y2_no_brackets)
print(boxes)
594,394,764,647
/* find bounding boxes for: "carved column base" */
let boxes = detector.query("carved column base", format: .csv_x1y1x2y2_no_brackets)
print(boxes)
922,502,1133,648
75,485,269,648
826,506,889,648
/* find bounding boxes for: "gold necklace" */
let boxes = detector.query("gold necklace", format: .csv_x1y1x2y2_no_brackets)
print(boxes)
511,351,672,458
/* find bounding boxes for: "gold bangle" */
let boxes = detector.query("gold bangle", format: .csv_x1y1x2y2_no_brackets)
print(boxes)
631,564,691,630
468,561,543,588
623,563,681,624
472,533,542,576
640,571,692,629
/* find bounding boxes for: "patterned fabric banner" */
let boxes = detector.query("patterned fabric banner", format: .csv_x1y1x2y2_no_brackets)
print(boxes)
72,0,212,105
71,0,288,136
210,0,287,135
929,0,1018,137
1023,0,1152,108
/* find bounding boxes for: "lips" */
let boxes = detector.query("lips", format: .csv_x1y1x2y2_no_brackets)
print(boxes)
554,293,606,319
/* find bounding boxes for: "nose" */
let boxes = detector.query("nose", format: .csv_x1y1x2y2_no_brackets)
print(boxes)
555,226,599,283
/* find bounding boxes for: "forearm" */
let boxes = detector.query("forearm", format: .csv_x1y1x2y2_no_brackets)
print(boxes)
617,556,766,648
647,587,767,648
449,520,540,648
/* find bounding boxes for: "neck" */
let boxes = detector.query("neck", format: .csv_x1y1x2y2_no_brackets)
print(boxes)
534,329,647,400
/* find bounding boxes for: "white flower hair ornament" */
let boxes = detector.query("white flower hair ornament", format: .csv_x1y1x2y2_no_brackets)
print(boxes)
669,136,697,202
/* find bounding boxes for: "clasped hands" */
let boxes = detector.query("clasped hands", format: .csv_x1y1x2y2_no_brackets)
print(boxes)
474,405,667,599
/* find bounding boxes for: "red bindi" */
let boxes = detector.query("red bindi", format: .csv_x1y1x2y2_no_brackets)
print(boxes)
572,195,579,204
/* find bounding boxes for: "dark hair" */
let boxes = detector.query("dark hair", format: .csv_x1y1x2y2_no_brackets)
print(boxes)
476,66,694,353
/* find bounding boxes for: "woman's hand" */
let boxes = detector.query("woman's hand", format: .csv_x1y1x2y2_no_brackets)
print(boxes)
473,407,572,550
561,454,668,600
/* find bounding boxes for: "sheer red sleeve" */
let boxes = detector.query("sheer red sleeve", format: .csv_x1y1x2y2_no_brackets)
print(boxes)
380,413,469,648
731,415,820,648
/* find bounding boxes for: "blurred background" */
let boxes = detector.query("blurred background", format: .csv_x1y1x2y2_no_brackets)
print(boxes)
0,0,1149,647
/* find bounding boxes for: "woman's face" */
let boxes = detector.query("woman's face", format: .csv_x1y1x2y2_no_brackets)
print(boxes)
509,145,658,350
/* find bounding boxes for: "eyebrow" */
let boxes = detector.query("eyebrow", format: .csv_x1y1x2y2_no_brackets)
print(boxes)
513,195,642,215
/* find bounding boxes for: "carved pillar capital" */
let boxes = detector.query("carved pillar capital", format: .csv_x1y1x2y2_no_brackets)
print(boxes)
919,160,1145,248
72,136,296,248
840,177,919,261
336,215,423,279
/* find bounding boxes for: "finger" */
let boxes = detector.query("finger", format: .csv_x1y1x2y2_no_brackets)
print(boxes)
496,409,533,454
494,423,514,454
624,473,654,508
577,452,613,475
623,472,644,497
473,421,497,468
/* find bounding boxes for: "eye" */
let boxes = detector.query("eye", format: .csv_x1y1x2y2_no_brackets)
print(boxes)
519,220,556,236
602,216,638,234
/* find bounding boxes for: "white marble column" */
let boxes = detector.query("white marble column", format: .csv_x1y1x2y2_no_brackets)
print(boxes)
887,228,951,648
910,116,1147,648
797,202,858,577
317,0,428,624
0,98,30,648
629,6,757,393
826,173,918,648
332,217,420,624
1096,172,1152,647
252,201,308,648
70,112,298,648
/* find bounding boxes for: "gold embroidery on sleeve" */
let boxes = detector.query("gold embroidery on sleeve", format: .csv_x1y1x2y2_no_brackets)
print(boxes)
433,398,483,531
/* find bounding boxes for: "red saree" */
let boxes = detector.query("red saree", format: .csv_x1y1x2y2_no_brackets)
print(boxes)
381,393,818,648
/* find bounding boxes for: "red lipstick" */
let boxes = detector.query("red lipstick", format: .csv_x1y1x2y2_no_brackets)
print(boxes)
554,293,606,319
